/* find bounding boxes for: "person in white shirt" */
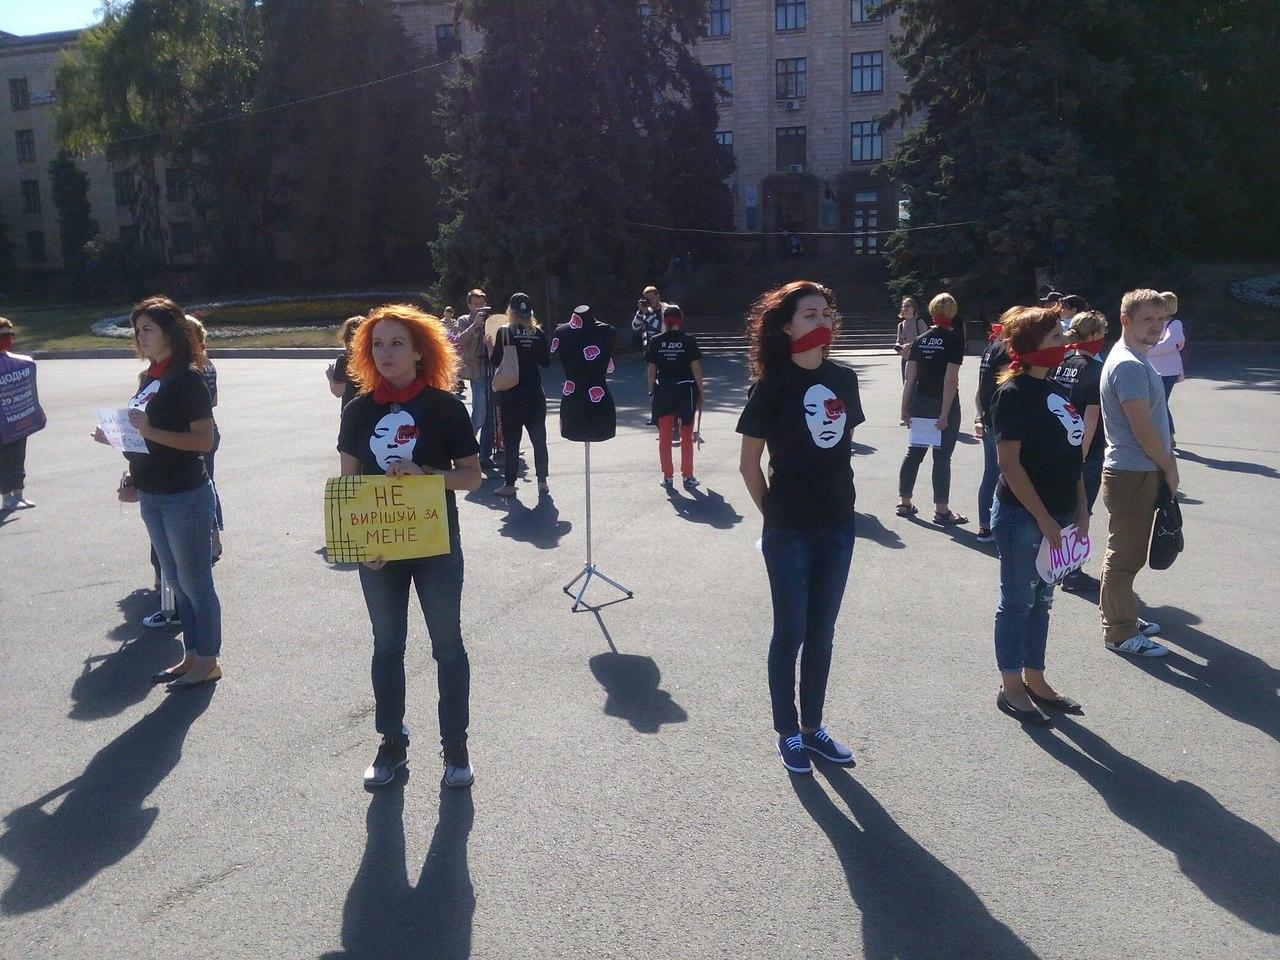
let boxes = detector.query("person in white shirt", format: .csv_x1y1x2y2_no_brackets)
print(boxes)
1145,291,1186,442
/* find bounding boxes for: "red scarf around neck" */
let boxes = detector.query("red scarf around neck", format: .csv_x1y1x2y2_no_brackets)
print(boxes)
147,357,174,379
373,373,431,405
931,314,953,331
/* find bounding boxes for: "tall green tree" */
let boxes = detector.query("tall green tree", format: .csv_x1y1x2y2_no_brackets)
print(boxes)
430,0,731,305
0,213,16,292
47,151,99,289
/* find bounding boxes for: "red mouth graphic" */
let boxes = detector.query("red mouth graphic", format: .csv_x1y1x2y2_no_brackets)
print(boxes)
550,337,560,353
583,345,601,361
588,386,605,403
823,397,845,419
563,380,576,396
394,424,419,444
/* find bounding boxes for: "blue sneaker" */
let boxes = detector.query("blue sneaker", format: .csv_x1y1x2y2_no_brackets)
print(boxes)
778,733,812,774
801,726,856,765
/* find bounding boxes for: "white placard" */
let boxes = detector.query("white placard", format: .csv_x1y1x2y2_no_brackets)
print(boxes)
908,417,942,448
95,407,148,454
1037,523,1092,584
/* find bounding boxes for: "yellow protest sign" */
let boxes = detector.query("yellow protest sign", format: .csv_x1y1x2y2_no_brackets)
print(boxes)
324,474,451,563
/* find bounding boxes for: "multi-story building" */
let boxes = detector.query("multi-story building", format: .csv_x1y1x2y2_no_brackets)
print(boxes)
0,29,198,275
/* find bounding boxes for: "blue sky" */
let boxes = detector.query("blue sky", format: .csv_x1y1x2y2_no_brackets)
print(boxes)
1,0,102,36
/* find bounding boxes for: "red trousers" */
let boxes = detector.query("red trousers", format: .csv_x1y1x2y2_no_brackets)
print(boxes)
658,415,694,478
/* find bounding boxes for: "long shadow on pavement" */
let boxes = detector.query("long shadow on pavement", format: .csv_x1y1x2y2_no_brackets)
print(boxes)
1175,448,1279,479
1126,606,1279,744
319,786,474,960
663,485,744,528
497,492,572,549
586,611,687,734
0,685,215,915
69,588,182,722
854,511,904,549
792,764,1040,959
1029,716,1280,935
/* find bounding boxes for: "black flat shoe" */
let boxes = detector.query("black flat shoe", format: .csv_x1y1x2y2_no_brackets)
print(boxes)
1025,686,1083,715
997,690,1052,726
150,669,187,685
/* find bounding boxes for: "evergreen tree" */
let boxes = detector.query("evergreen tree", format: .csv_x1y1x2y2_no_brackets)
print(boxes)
0,213,16,293
47,151,100,290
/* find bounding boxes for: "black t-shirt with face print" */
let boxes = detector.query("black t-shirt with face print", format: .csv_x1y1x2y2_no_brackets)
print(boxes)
736,359,866,530
908,325,965,400
1054,352,1105,460
338,386,480,539
991,373,1085,516
124,367,213,495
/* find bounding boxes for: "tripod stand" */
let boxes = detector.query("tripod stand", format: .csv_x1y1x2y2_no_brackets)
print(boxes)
562,441,633,611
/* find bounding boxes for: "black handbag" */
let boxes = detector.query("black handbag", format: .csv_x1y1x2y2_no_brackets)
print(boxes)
1148,482,1184,571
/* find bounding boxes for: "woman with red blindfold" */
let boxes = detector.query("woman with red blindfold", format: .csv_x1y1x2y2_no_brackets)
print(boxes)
988,306,1088,726
338,304,482,791
737,281,865,776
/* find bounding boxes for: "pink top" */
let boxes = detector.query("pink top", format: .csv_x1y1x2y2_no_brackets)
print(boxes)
1147,318,1186,378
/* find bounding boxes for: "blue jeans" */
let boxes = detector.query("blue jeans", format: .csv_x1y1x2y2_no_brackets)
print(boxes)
470,379,493,460
357,544,469,749
1161,375,1177,436
992,498,1070,673
978,429,999,529
761,521,856,735
139,482,222,657
205,439,224,531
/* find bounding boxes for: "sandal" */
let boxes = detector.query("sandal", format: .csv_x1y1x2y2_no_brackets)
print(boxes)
895,504,918,518
933,511,970,526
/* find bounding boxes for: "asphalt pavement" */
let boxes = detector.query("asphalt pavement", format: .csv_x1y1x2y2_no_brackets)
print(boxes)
1,349,1277,960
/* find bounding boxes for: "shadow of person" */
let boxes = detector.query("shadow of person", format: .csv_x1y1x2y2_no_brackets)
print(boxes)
851,441,877,456
497,493,572,549
1031,716,1280,935
319,785,475,960
1131,606,1279,744
68,589,182,722
588,653,688,734
854,512,904,549
1176,448,1280,479
791,766,1040,960
316,547,359,572
0,685,215,915
663,486,743,529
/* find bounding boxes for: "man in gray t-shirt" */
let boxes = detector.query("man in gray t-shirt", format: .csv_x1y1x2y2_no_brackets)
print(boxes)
1098,289,1179,657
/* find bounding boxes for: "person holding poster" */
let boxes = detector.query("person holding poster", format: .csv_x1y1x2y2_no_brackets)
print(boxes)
337,304,482,790
0,318,45,511
737,281,866,776
988,306,1089,725
897,293,968,525
111,298,222,690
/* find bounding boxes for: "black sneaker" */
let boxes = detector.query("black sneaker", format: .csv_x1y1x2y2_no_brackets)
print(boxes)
777,733,813,775
442,744,474,788
801,726,856,765
364,734,408,788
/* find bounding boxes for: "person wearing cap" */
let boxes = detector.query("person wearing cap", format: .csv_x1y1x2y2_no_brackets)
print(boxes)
491,292,551,497
645,304,704,488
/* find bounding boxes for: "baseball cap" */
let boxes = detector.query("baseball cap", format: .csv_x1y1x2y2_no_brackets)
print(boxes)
509,292,533,317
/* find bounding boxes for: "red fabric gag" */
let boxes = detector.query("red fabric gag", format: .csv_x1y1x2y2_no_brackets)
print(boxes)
987,323,1003,342
1074,339,1105,357
931,314,953,331
373,373,431,405
1009,344,1069,369
147,357,174,379
790,326,832,354
0,334,12,352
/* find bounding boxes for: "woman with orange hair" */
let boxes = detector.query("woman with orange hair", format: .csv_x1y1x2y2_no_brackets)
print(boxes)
988,306,1088,726
338,304,483,790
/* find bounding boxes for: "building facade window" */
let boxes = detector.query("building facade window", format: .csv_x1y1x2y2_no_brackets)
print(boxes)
709,0,731,37
776,0,806,31
775,57,807,100
850,189,880,255
114,170,136,207
435,23,461,59
715,130,734,156
165,167,190,203
20,179,41,214
26,231,46,264
776,126,807,171
851,120,882,161
170,221,196,259
710,63,732,101
10,78,30,112
851,0,882,22
15,129,36,163
851,51,884,93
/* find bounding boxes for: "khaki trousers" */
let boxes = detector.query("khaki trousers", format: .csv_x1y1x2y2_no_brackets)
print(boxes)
1099,468,1161,645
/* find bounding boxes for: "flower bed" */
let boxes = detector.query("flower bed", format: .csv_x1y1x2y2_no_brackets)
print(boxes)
1229,275,1280,310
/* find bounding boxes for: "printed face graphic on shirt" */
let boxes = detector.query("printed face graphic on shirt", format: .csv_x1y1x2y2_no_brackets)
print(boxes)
803,383,846,449
130,379,161,409
1046,393,1085,446
369,409,419,469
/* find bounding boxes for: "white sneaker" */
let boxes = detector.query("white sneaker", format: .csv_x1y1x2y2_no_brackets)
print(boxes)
1136,618,1161,636
1106,634,1169,657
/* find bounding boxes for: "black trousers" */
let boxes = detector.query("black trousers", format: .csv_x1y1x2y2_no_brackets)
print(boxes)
0,438,26,491
500,398,549,484
899,397,961,504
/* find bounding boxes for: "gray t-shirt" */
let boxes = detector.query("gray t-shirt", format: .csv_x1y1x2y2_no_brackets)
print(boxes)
1101,340,1170,471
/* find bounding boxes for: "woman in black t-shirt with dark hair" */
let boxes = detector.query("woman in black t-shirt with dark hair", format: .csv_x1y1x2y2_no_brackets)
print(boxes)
94,297,222,690
989,306,1088,726
973,316,1012,542
898,292,968,525
737,281,865,777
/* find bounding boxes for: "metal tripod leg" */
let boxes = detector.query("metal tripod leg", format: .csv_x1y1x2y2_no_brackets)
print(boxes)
561,441,634,611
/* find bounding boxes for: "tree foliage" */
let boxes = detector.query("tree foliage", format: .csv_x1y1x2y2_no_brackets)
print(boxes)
47,151,99,289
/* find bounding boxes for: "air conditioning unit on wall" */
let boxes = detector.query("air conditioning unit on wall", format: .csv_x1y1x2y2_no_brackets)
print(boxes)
784,99,801,111
787,163,805,174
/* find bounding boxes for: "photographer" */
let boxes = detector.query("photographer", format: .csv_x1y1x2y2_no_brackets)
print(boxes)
455,289,496,469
